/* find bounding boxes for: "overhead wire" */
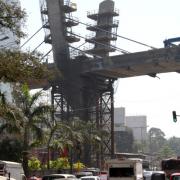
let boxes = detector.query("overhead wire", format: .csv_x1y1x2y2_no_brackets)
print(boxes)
69,31,130,54
20,24,45,48
70,41,87,53
17,23,52,61
66,17,157,50
69,45,102,59
40,48,52,61
69,42,104,58
32,40,45,53
18,9,156,57
18,8,156,63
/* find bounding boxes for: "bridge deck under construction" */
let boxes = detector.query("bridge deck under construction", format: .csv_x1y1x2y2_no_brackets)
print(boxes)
82,47,180,78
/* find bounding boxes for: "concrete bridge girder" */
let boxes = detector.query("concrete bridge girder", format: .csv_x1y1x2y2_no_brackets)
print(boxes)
82,47,180,78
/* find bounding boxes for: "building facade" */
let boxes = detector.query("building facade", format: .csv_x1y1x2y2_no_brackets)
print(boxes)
114,107,148,152
125,115,148,142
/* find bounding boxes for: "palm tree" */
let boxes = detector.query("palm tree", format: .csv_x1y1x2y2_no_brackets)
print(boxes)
65,118,106,167
43,119,76,169
0,84,51,177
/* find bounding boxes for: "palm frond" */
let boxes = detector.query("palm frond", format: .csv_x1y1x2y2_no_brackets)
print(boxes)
21,83,31,102
31,124,44,142
0,123,9,134
0,91,6,105
29,90,43,108
31,105,51,119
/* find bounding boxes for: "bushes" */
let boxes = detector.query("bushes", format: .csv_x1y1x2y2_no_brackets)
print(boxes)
49,157,70,170
28,156,85,171
28,157,41,171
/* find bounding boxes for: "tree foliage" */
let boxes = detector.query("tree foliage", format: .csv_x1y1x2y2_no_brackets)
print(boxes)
73,161,85,171
148,127,167,154
159,145,175,159
28,157,41,171
49,157,70,170
167,136,180,156
0,84,51,176
0,50,49,82
0,137,23,162
0,0,26,38
0,0,55,84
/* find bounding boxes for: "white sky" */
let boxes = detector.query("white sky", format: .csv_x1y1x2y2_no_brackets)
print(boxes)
20,0,180,138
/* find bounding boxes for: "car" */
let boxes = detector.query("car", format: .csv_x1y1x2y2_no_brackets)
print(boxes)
0,176,16,180
99,171,107,180
170,173,180,180
80,176,100,180
75,172,93,179
42,174,77,180
83,168,100,176
143,171,165,180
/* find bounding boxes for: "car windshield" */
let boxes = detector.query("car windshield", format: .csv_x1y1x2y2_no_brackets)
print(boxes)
67,177,76,178
81,178,95,180
173,176,180,180
42,176,64,180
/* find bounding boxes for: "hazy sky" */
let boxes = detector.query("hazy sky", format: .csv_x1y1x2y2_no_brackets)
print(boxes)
20,0,180,138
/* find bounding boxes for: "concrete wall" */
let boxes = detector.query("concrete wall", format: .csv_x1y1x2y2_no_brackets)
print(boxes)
125,115,148,142
114,107,126,131
114,107,148,142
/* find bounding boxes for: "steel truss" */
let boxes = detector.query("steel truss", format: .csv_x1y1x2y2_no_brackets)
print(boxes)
51,76,116,168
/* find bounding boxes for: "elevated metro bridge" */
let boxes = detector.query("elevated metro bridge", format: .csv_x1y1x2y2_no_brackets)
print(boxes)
32,46,180,88
35,0,180,167
83,46,180,78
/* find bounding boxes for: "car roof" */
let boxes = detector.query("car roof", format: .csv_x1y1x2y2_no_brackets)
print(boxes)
171,173,180,176
81,176,100,179
0,176,16,180
76,172,93,175
143,171,165,176
43,174,76,177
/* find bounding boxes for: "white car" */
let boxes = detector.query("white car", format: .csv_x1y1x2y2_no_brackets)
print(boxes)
80,176,100,180
76,172,93,179
42,174,77,180
0,176,16,180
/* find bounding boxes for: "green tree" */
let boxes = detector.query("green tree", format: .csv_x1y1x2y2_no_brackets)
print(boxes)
148,127,167,154
44,117,103,169
0,0,26,38
0,0,53,83
0,137,23,162
49,157,70,170
167,136,180,155
0,84,51,177
28,157,41,171
68,118,106,166
43,119,76,169
0,50,50,82
159,145,175,159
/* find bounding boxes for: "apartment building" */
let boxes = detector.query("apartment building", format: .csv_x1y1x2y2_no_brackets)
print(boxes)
114,107,148,152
